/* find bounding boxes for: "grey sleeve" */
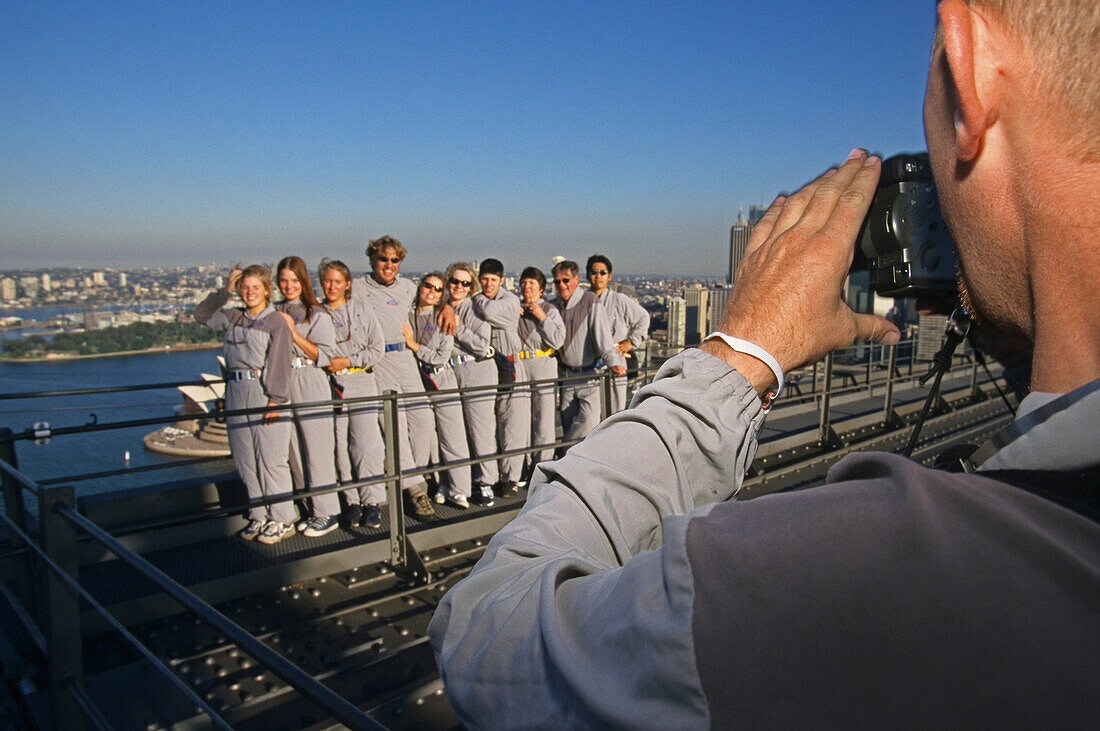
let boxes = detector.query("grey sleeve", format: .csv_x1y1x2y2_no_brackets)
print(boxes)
417,321,455,368
473,292,521,329
536,306,566,350
260,315,293,405
348,303,385,369
428,348,766,728
591,300,626,368
193,289,232,330
306,310,336,368
454,309,490,355
623,296,650,347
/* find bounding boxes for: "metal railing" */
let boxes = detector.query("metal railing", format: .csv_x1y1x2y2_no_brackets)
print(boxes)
0,336,1007,728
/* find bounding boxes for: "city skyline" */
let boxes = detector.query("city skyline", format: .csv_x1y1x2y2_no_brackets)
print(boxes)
2,2,935,274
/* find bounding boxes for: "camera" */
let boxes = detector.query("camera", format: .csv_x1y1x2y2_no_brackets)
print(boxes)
854,152,957,300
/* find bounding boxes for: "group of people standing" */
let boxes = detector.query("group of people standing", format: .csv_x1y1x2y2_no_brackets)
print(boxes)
194,236,649,544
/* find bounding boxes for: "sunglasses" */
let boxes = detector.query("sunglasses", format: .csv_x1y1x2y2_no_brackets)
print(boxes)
588,269,610,276
553,277,575,285
374,256,401,264
448,277,472,288
422,283,443,293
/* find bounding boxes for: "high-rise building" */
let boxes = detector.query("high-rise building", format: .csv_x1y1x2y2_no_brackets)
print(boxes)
667,297,686,348
118,272,128,288
748,204,768,224
40,273,51,292
683,285,709,346
706,285,732,334
0,278,16,302
92,271,106,286
728,213,753,284
19,276,39,299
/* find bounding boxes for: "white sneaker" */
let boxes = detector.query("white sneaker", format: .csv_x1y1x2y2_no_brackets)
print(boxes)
302,515,339,537
239,519,266,541
447,493,470,510
433,488,446,505
257,521,296,545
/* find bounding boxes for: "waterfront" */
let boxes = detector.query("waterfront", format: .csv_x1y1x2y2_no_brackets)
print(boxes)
0,347,234,500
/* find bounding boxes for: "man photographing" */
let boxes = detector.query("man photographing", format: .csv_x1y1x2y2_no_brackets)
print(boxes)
429,0,1099,726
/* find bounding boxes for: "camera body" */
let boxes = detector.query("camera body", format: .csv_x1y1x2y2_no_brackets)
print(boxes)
854,152,957,300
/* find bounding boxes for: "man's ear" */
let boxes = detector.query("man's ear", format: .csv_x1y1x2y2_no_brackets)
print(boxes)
938,0,1002,161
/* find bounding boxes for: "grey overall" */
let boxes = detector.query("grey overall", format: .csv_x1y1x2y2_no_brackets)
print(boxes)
328,297,387,506
549,289,624,441
450,298,499,487
278,300,340,518
517,300,565,466
195,290,296,524
596,288,650,413
411,308,472,498
353,275,429,492
472,289,529,483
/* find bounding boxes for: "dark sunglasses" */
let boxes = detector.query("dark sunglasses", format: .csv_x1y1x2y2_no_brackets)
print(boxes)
421,283,443,293
553,277,574,285
588,269,610,276
374,256,401,264
448,277,472,288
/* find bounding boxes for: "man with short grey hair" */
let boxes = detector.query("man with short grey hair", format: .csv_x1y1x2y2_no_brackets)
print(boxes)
430,1,1100,726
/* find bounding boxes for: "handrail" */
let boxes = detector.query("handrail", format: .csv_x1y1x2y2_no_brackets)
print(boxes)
52,500,384,730
0,378,227,401
0,508,235,730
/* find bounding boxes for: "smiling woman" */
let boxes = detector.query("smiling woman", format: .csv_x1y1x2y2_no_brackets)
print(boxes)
193,264,297,544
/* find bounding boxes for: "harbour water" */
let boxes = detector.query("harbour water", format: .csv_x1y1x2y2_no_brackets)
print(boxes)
0,347,234,500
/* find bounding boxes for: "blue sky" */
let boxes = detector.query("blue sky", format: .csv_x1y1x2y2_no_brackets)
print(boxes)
1,1,937,275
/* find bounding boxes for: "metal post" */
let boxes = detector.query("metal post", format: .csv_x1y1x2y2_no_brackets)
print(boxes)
381,391,406,568
866,345,874,393
882,344,901,428
970,360,981,400
811,360,819,394
39,485,84,730
599,370,613,422
818,352,840,448
0,428,35,621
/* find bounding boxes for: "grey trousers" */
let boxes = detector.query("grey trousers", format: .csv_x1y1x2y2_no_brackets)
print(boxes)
524,355,559,467
495,357,530,483
288,366,340,518
374,350,431,493
559,370,602,443
426,367,472,497
225,379,296,524
609,373,628,414
454,359,499,486
334,371,386,506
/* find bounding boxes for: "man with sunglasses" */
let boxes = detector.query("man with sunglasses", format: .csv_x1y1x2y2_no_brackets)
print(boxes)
548,260,626,442
586,254,650,413
354,235,454,521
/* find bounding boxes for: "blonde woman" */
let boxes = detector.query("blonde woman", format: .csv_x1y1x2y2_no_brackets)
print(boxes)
194,265,296,544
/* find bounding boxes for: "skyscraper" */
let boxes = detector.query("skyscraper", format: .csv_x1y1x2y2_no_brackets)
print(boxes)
706,285,732,334
728,213,753,284
683,285,708,346
667,297,686,348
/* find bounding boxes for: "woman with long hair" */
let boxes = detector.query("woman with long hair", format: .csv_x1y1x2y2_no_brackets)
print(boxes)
320,259,388,529
442,262,498,507
194,264,297,544
402,272,472,508
275,256,340,538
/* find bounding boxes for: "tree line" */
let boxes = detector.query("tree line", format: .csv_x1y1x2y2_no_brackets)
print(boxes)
0,320,219,358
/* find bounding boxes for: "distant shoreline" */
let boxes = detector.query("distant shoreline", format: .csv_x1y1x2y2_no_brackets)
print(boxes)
0,342,221,364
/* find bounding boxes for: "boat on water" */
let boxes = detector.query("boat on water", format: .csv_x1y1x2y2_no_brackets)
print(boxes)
0,340,1015,729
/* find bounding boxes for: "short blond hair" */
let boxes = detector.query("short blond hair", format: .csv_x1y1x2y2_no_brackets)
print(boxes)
444,262,480,297
960,0,1100,158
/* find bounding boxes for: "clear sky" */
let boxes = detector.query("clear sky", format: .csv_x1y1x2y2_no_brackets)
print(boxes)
1,1,937,276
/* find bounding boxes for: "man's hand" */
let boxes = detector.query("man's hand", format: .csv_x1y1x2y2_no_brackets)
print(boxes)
701,149,900,395
610,365,627,377
614,339,633,355
262,401,281,425
326,356,351,373
437,303,457,335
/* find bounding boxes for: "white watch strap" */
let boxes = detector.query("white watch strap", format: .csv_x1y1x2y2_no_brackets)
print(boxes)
704,331,784,396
